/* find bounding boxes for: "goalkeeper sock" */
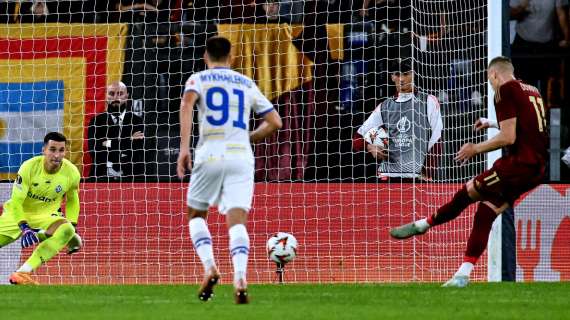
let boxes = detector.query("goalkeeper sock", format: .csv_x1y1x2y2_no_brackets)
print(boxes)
464,202,497,263
229,224,250,285
189,217,216,272
429,185,474,226
22,222,75,271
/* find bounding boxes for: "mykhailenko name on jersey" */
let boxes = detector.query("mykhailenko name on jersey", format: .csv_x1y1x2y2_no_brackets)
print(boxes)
199,72,253,88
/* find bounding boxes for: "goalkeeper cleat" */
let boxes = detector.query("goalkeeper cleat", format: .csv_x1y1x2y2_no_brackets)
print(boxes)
390,221,429,240
234,279,249,304
9,272,39,285
198,267,220,302
442,275,469,288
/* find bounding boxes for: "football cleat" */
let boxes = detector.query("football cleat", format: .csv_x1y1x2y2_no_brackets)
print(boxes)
442,275,469,288
390,221,429,239
9,272,39,285
198,267,220,302
234,279,249,304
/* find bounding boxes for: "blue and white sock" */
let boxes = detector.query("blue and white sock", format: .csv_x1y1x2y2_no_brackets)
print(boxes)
229,224,250,285
189,217,215,272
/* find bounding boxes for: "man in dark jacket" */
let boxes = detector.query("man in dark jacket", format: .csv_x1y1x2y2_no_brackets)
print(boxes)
88,81,145,181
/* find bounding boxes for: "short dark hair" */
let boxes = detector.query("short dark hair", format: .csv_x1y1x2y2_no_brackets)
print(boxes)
206,36,232,62
488,56,514,73
43,132,67,145
390,58,413,74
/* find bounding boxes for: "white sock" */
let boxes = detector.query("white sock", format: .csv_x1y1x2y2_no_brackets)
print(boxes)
189,218,216,272
455,262,474,277
17,263,33,273
229,224,250,285
415,218,431,232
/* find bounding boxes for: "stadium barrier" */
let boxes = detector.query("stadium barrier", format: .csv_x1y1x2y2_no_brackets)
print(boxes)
1,183,568,284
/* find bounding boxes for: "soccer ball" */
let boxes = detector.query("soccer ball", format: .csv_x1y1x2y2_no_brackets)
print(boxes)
364,126,389,149
266,232,298,265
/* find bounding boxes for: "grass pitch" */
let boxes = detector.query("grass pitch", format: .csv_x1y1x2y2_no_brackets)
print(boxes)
1,283,569,320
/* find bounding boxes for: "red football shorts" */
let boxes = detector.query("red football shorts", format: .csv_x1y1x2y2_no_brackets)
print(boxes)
473,156,545,207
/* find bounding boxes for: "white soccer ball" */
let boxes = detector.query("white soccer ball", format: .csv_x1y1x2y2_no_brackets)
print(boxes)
267,232,298,265
364,126,389,149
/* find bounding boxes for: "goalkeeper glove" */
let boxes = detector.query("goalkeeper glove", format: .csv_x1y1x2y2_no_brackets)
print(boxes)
19,223,40,248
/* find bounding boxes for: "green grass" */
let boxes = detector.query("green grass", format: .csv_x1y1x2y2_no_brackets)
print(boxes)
1,283,569,320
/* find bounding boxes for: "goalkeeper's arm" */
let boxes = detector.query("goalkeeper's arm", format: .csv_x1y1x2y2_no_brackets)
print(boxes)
64,180,82,254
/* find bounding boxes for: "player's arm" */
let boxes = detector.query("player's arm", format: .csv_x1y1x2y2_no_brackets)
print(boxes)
427,95,443,151
456,117,516,163
355,102,387,160
177,90,199,179
64,173,82,254
10,169,31,225
250,110,282,143
10,165,41,247
474,117,499,130
423,95,443,178
456,82,518,163
475,117,516,153
65,175,81,225
250,86,283,143
353,103,383,151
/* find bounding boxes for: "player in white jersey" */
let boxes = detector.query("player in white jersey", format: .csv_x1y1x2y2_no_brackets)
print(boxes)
177,36,282,304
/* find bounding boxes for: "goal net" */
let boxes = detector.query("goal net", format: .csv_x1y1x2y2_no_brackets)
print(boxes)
0,0,492,284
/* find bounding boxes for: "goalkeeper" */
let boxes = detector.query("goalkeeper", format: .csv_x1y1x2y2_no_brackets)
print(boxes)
0,132,82,285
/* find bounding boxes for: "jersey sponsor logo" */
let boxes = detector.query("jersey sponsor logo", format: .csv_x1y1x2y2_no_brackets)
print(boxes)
55,185,62,193
27,191,56,203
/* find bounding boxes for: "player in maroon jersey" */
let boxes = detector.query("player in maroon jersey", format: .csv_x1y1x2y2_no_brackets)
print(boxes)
390,56,548,287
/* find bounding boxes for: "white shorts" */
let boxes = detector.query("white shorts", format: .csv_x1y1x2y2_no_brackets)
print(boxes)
186,159,254,214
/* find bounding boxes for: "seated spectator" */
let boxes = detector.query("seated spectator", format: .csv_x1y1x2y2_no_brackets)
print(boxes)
88,82,145,181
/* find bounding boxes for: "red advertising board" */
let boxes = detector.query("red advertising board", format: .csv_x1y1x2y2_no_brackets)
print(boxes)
1,183,568,284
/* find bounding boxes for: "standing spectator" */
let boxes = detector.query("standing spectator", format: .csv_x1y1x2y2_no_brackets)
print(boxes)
88,82,145,181
510,0,570,93
353,59,443,180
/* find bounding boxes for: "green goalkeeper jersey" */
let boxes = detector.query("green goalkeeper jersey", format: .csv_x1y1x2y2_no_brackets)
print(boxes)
2,156,81,225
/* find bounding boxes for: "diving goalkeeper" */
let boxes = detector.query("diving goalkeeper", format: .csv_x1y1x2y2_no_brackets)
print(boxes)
0,132,82,285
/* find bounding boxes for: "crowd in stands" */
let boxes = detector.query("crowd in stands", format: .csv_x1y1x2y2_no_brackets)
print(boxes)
0,0,568,181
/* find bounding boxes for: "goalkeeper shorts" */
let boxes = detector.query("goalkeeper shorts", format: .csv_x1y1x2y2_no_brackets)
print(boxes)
0,213,67,239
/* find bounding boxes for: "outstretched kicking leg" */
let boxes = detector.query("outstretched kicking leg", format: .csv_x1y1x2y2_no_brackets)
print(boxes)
390,182,478,239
